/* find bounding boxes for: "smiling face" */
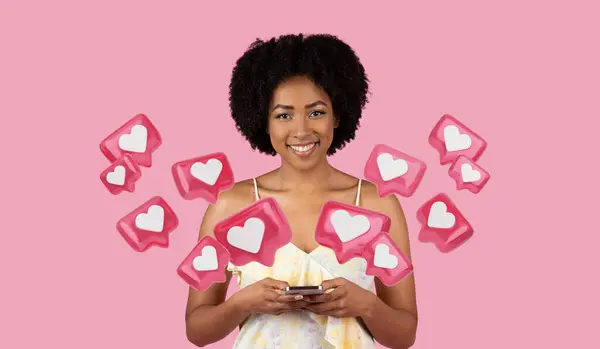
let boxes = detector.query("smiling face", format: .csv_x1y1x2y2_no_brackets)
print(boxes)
268,76,338,170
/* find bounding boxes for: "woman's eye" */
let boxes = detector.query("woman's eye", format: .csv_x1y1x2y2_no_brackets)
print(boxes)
276,113,291,119
310,110,326,117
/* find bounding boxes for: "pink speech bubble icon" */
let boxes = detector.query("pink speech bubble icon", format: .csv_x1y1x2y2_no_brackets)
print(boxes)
99,154,142,195
116,196,179,252
364,144,427,197
315,201,391,264
172,152,235,204
448,155,491,194
177,236,231,291
429,114,487,165
416,193,473,253
100,113,162,167
213,197,291,267
361,232,413,286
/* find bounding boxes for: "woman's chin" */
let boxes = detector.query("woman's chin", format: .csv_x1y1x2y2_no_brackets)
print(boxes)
282,150,325,170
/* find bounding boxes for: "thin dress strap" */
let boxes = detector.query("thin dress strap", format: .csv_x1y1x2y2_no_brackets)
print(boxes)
252,178,260,201
355,179,362,206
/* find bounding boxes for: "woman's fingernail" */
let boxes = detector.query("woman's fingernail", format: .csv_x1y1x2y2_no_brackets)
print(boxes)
294,295,303,300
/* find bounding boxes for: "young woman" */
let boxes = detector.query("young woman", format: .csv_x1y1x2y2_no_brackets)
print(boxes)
184,33,418,349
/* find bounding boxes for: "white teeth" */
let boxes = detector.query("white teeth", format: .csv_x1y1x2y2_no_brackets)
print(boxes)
289,143,316,153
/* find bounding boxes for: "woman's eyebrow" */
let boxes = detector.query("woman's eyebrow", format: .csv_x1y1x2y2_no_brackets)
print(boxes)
305,100,327,108
271,100,327,111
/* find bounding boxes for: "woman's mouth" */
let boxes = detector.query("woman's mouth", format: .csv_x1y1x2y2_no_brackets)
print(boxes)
287,142,319,157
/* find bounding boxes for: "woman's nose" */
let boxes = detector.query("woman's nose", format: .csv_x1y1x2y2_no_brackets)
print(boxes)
292,117,311,136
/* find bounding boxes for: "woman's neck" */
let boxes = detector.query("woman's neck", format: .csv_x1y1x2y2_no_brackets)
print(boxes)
274,158,337,193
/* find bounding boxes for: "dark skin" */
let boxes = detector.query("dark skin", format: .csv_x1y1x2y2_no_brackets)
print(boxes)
185,76,418,348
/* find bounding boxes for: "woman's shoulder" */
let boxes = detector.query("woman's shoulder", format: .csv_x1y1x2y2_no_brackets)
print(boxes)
215,178,255,203
214,170,277,205
357,179,404,213
334,172,378,195
205,178,257,219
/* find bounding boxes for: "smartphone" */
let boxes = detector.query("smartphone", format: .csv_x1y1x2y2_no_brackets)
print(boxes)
283,286,324,296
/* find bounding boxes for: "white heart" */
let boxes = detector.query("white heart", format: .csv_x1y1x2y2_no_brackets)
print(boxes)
373,243,398,269
135,205,165,232
190,158,223,186
118,124,148,153
227,217,264,254
330,209,371,243
192,245,219,271
376,153,408,181
443,125,472,152
427,201,455,229
461,163,481,183
106,165,125,186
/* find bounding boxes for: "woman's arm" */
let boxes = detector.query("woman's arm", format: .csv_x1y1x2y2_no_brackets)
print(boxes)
360,187,419,349
359,288,418,349
184,185,252,347
185,279,249,347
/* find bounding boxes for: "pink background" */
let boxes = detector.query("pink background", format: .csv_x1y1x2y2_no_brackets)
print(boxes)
1,1,598,348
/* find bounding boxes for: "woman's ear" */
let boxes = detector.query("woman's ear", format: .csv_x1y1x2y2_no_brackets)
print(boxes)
334,116,340,128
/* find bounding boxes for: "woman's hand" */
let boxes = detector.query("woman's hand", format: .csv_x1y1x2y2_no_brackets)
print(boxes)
304,277,377,318
230,277,308,316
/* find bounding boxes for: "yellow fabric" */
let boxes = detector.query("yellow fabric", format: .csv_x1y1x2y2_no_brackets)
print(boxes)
227,243,377,348
226,178,374,348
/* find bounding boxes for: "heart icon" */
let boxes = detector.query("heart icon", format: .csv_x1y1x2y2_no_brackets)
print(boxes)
118,124,148,153
106,165,125,185
373,243,398,269
443,125,472,152
135,205,165,232
461,163,481,183
192,245,219,271
227,217,265,253
376,153,409,181
445,228,465,243
427,201,455,229
190,158,223,186
330,209,371,243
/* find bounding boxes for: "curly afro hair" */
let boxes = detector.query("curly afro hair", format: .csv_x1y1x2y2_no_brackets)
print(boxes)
228,33,371,156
